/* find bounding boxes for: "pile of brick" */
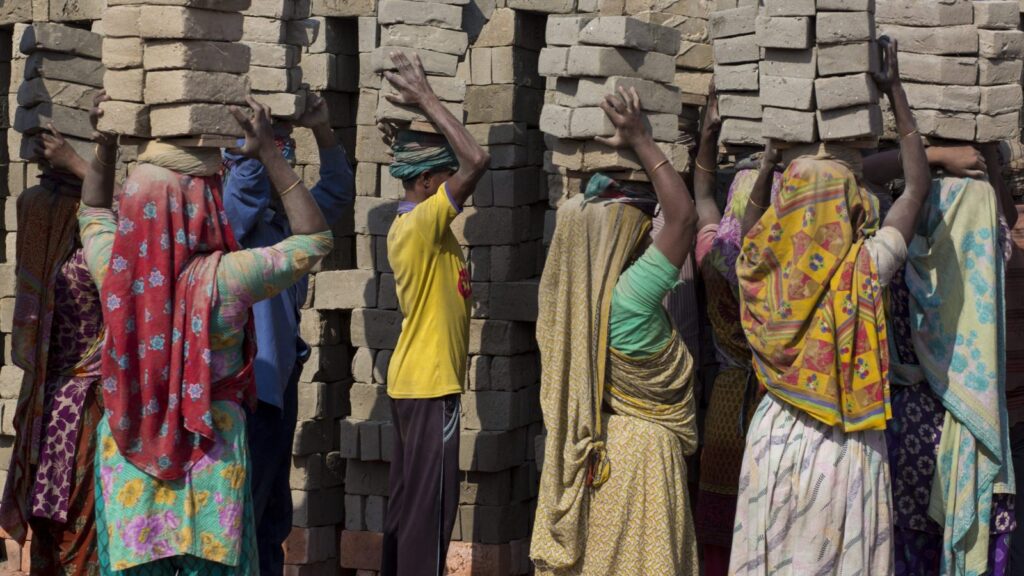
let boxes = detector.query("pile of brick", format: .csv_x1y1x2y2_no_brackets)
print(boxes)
241,0,320,120
710,0,761,146
97,1,251,139
13,22,103,160
877,0,1023,142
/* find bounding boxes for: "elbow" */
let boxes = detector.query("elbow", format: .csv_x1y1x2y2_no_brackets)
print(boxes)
468,150,490,176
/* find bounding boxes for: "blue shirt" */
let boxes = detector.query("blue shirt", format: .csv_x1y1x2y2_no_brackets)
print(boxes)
222,145,354,409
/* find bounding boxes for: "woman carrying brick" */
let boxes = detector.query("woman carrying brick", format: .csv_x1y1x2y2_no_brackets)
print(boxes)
78,94,332,575
729,38,931,575
530,86,700,575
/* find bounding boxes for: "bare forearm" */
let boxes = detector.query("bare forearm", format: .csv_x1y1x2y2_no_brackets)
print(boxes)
694,130,721,228
883,85,930,243
634,136,696,266
261,151,328,235
985,148,1018,228
422,97,487,175
81,144,117,209
312,124,338,149
741,167,774,236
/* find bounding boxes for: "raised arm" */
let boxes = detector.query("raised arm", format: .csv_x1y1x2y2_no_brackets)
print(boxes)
596,87,697,268
875,37,931,245
695,85,723,230
383,51,489,207
862,145,987,186
740,144,778,236
230,96,329,236
37,124,89,180
81,92,118,209
295,92,354,224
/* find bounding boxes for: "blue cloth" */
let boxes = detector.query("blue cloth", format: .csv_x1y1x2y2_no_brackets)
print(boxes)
222,145,354,408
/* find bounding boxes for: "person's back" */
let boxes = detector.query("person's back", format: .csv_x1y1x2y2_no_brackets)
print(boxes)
387,184,470,399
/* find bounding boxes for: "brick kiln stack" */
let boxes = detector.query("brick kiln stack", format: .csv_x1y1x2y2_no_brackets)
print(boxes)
877,0,1023,142
97,0,251,139
242,0,320,119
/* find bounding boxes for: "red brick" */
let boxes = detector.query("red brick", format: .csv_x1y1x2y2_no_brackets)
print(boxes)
445,541,513,576
339,531,382,571
285,526,338,565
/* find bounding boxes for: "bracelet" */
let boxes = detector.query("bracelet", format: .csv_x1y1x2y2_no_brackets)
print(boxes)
695,159,714,173
651,159,671,173
94,143,114,167
900,128,920,139
278,177,303,198
748,196,769,210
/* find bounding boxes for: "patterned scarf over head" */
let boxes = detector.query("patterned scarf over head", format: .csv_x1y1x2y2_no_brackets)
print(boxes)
388,130,459,181
585,172,659,217
738,157,891,432
100,163,253,481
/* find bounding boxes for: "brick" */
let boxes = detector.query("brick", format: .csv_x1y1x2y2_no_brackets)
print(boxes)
97,101,150,136
756,16,811,49
762,107,817,143
145,70,248,105
149,103,243,138
381,24,468,56
446,541,514,576
875,25,978,56
350,308,402,350
241,16,287,44
979,30,1024,59
974,1,1020,30
15,102,93,139
714,33,758,65
475,8,545,50
465,85,542,124
816,11,873,45
817,105,882,141
469,319,535,355
980,84,1023,115
101,6,141,38
349,383,391,421
876,0,973,26
252,91,307,119
904,83,980,113
344,494,365,530
299,346,349,383
104,69,145,102
718,91,761,119
288,19,321,47
760,75,814,110
252,67,303,95
710,5,758,39
143,41,251,74
358,420,381,461
378,0,462,30
817,0,873,9
371,47,459,77
25,52,104,87
714,63,758,91
301,53,337,91
578,16,680,56
814,73,878,111
677,41,713,70
459,504,529,544
977,111,1020,142
312,0,377,16
244,42,301,69
564,46,674,83
546,15,594,46
538,47,569,77
979,58,1023,86
765,0,815,15
316,270,377,310
139,6,244,41
103,37,144,70
107,0,250,9
20,22,102,58
357,17,378,53
17,77,99,110
292,487,344,527
898,53,977,86
720,117,764,146
817,42,878,77
506,0,576,13
762,47,817,78
460,428,528,471
340,531,383,570
284,526,337,565
556,76,681,115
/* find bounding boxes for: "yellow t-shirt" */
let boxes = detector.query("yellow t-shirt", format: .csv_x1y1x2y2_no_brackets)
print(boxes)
386,184,471,399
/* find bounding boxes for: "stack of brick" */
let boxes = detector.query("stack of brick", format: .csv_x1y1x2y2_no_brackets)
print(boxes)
13,22,103,161
539,15,684,179
242,0,320,120
711,1,761,146
661,0,713,140
97,0,251,139
765,2,880,144
877,0,1023,142
327,5,549,574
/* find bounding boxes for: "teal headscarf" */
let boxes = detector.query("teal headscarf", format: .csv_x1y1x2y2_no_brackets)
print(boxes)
388,130,459,181
584,173,659,217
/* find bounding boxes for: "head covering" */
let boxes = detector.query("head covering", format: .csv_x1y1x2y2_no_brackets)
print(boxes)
584,172,659,217
100,162,253,480
138,142,223,177
737,157,891,432
530,195,652,570
388,130,459,181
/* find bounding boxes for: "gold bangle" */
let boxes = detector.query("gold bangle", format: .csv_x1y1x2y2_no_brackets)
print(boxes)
651,159,671,173
900,128,920,139
748,196,769,210
696,160,714,173
94,143,114,167
278,177,303,198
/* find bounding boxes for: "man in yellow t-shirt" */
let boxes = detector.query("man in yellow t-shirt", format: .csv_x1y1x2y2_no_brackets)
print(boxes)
379,51,490,576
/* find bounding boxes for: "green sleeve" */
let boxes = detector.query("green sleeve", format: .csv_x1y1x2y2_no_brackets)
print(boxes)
608,245,680,357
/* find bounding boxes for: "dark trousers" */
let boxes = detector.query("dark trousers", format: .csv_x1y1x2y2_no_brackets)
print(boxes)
1011,422,1024,575
247,361,302,576
380,395,461,576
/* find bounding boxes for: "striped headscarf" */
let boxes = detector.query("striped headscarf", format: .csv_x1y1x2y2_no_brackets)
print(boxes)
388,130,459,181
